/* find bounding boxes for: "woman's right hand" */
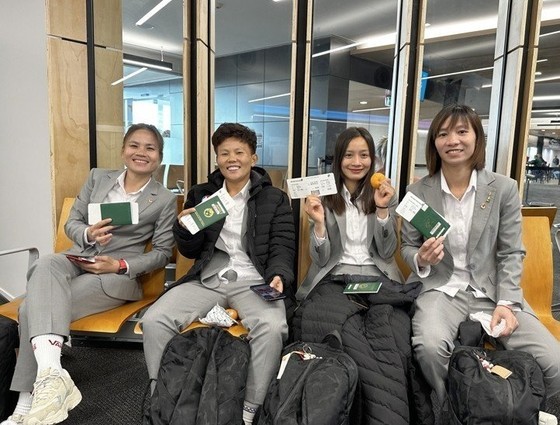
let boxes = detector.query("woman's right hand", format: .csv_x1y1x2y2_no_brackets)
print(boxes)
417,236,445,267
304,195,326,238
304,195,324,224
86,218,114,246
177,207,196,228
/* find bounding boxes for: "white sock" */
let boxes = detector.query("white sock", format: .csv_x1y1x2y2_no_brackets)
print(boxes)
243,401,259,425
12,391,33,416
32,334,64,375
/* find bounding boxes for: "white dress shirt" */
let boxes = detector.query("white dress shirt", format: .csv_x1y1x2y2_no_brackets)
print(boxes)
218,180,263,283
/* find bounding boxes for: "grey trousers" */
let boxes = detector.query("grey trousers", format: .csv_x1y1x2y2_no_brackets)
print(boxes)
141,278,288,405
412,288,560,402
11,253,124,392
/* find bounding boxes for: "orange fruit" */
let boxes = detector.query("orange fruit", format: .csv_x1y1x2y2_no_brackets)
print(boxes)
370,172,386,189
225,308,238,320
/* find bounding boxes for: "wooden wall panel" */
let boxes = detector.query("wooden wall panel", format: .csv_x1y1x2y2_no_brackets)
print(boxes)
95,46,124,170
94,0,122,49
47,36,89,220
46,0,86,42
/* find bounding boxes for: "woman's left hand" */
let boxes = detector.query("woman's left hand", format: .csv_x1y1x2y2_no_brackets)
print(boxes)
269,276,284,293
491,305,519,337
72,255,121,275
373,178,395,210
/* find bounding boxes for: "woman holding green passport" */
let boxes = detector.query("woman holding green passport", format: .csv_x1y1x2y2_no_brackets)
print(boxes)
3,123,176,425
292,128,434,424
400,104,560,418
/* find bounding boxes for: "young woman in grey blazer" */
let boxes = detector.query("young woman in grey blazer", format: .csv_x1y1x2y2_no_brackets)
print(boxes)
401,104,560,411
3,124,176,425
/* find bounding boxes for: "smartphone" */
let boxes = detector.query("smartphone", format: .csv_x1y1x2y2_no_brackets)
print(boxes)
65,254,96,264
250,283,286,301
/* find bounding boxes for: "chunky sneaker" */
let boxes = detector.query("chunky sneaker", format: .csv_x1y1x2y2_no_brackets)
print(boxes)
0,413,26,425
24,368,82,425
539,411,559,425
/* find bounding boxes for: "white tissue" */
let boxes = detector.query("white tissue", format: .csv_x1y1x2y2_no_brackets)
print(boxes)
469,311,506,338
199,304,237,327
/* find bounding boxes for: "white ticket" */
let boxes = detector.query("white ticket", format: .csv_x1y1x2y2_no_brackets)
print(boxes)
286,173,337,199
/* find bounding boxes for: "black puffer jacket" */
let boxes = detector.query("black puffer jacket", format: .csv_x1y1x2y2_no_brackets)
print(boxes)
170,167,296,297
293,279,434,425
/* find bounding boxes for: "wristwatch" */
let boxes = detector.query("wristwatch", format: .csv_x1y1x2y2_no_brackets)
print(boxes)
117,258,127,275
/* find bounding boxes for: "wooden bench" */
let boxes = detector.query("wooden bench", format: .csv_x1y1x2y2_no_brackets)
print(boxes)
521,206,557,229
0,196,182,335
520,216,560,339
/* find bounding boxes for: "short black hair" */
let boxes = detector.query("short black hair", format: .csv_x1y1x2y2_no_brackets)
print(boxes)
211,123,257,154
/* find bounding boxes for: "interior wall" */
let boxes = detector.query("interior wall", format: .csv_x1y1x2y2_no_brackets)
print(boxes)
0,1,53,298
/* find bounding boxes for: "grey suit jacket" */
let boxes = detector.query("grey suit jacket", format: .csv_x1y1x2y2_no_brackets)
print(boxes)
296,195,403,300
400,169,527,307
64,168,176,300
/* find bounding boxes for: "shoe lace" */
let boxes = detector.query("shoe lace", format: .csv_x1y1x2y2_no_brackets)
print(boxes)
33,370,62,403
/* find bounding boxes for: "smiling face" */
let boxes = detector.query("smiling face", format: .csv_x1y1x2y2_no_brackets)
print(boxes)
216,137,257,189
121,129,162,178
434,117,476,170
341,136,372,192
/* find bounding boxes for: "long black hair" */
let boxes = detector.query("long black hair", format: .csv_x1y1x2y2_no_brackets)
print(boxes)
322,127,377,215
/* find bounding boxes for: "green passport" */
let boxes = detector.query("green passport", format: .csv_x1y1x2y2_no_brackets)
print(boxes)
343,282,383,294
181,196,229,234
100,202,133,225
396,192,451,238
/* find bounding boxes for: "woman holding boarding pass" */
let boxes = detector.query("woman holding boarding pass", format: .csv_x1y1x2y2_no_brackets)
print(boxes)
293,128,433,424
400,104,560,416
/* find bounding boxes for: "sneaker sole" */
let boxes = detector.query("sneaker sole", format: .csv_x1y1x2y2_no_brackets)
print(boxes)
25,385,82,425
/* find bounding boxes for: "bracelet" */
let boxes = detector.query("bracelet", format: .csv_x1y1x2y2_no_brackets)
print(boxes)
375,205,388,209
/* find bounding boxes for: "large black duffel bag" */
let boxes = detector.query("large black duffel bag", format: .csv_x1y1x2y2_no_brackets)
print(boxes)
447,322,547,425
0,315,19,421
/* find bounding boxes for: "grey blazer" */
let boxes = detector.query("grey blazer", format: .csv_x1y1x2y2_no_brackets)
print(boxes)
400,169,527,307
296,195,403,300
64,168,177,300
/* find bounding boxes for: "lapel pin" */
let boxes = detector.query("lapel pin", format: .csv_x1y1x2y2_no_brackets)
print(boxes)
480,193,492,209
148,198,154,203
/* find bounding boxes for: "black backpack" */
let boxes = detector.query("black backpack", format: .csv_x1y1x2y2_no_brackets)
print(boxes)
0,315,18,421
257,331,358,425
144,325,250,425
447,321,547,425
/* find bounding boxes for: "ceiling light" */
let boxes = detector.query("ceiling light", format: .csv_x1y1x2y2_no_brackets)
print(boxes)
535,71,542,76
111,67,148,86
534,95,560,101
136,0,173,26
248,93,290,103
540,29,560,38
351,106,390,113
535,75,560,83
422,66,494,80
360,101,368,105
123,53,173,71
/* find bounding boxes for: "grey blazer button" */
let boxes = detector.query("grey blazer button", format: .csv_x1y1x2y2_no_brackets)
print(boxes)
481,287,487,293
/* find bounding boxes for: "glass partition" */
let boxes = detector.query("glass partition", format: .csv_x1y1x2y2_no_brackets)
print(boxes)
415,1,499,180
113,0,184,192
308,0,398,176
523,0,560,206
214,1,293,187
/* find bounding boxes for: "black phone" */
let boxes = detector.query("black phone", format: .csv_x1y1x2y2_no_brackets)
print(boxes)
65,254,96,264
250,283,286,301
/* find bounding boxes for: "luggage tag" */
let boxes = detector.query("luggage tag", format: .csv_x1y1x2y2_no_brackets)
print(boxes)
276,350,320,379
490,365,513,379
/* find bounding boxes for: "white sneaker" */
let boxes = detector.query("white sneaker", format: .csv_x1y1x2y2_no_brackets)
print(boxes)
0,413,26,425
540,411,559,425
23,368,82,425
